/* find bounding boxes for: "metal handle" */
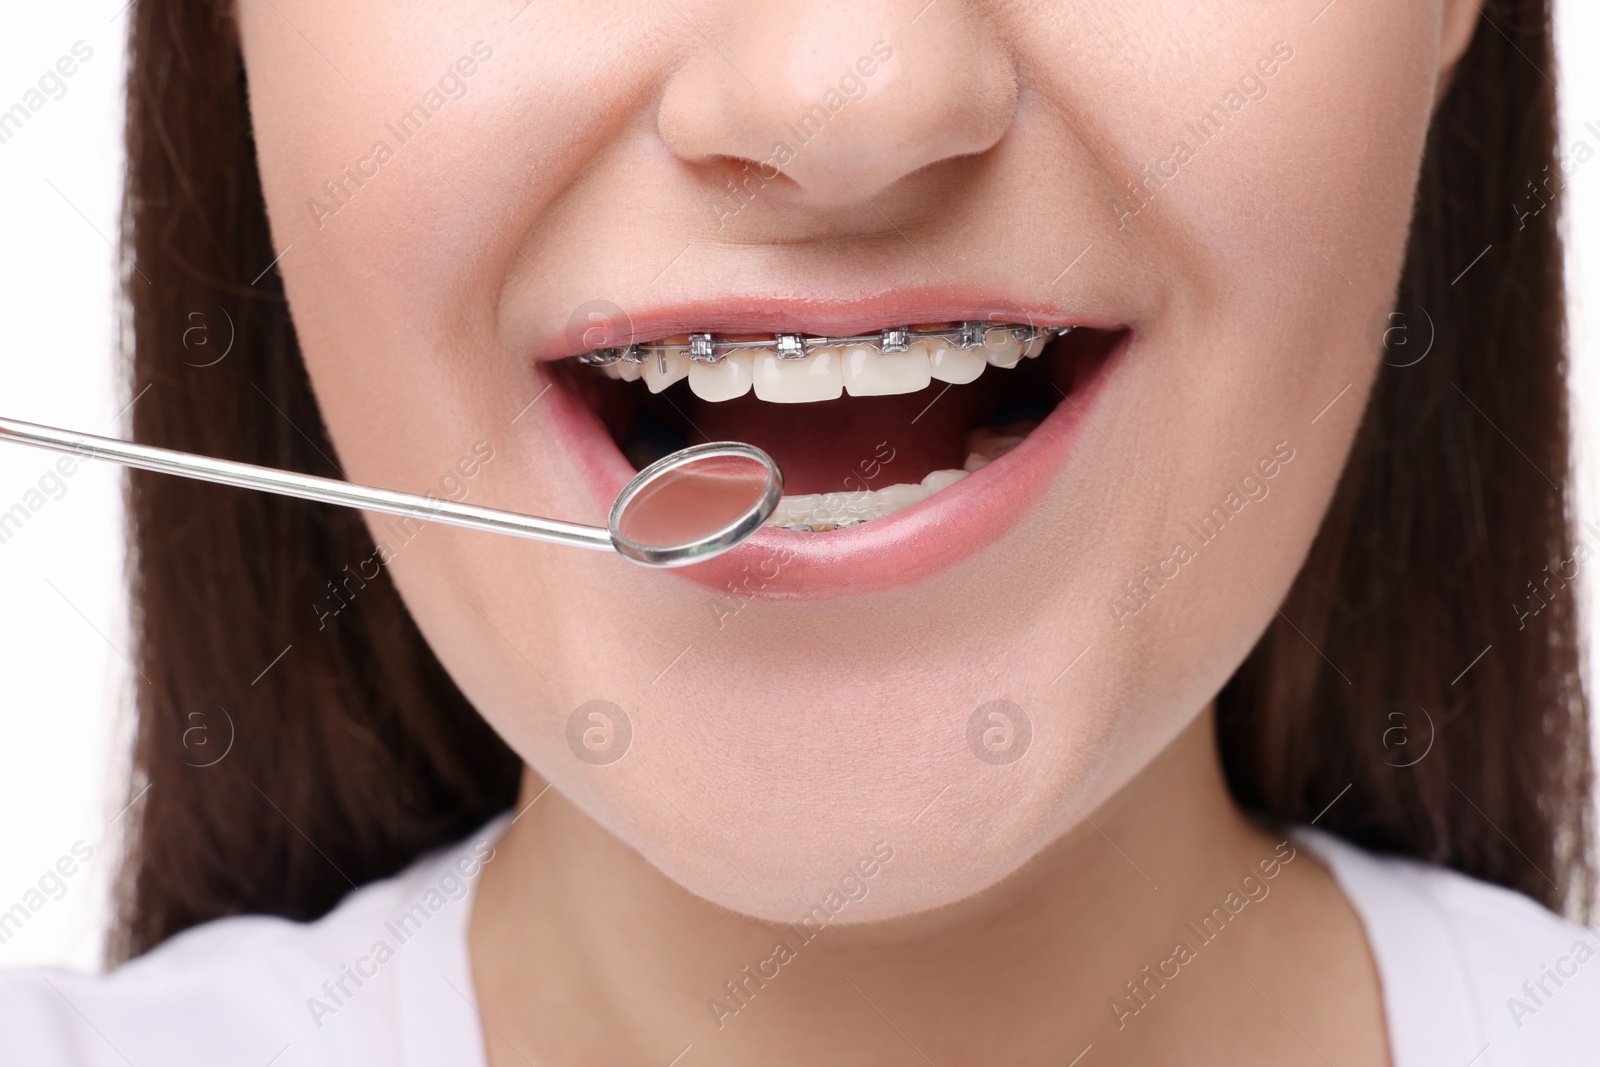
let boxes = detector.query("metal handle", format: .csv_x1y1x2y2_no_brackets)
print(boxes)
0,415,615,552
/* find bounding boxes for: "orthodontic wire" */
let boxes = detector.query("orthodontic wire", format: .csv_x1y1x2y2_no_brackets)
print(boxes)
575,322,1075,366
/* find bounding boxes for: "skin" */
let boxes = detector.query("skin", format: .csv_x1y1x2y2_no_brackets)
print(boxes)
234,0,1484,1062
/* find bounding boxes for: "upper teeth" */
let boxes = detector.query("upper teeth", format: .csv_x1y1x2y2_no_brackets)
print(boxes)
581,322,1068,403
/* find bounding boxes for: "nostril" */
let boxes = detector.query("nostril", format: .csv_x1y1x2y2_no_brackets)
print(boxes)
697,153,801,219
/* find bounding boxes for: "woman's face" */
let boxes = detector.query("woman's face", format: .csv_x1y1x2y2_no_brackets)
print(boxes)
236,0,1477,922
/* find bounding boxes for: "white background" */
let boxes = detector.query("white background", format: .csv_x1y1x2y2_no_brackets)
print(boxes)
1,4,1598,970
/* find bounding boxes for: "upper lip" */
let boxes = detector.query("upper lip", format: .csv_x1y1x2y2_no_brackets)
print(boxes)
534,285,1123,361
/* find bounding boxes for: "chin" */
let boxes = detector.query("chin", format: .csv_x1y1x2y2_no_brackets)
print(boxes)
509,632,1163,927
578,769,1080,927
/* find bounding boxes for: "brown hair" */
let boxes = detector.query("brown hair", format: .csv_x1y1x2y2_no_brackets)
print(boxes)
111,0,1590,960
1216,8,1592,911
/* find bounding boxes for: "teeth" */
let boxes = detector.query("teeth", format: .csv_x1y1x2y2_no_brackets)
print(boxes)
921,468,968,494
764,467,973,530
923,339,987,385
643,350,690,393
753,349,844,403
963,424,1032,471
581,322,1069,402
874,481,931,511
767,482,923,529
602,360,643,382
688,350,754,401
983,332,1025,368
842,343,932,397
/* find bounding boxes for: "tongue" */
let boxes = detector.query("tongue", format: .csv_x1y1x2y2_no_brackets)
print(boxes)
689,388,978,496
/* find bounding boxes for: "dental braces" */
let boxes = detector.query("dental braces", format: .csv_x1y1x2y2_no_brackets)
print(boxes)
575,322,1075,367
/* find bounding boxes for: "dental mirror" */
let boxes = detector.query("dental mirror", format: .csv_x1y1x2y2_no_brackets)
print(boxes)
0,416,782,568
609,442,783,566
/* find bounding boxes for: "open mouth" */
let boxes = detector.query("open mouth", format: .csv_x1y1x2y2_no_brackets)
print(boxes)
552,322,1125,534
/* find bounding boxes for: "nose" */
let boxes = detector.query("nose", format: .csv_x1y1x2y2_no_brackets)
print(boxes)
656,1,1018,209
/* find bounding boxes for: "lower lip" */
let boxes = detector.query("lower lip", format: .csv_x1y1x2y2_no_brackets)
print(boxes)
542,339,1125,600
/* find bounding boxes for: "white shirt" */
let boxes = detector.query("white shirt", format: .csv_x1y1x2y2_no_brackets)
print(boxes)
1,817,1595,1065
1292,826,1599,1066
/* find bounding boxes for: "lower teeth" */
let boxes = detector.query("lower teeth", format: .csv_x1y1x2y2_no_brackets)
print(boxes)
767,421,1038,531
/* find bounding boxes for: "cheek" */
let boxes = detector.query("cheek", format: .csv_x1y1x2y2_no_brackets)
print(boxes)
237,1,664,519
984,4,1445,802
236,0,489,490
